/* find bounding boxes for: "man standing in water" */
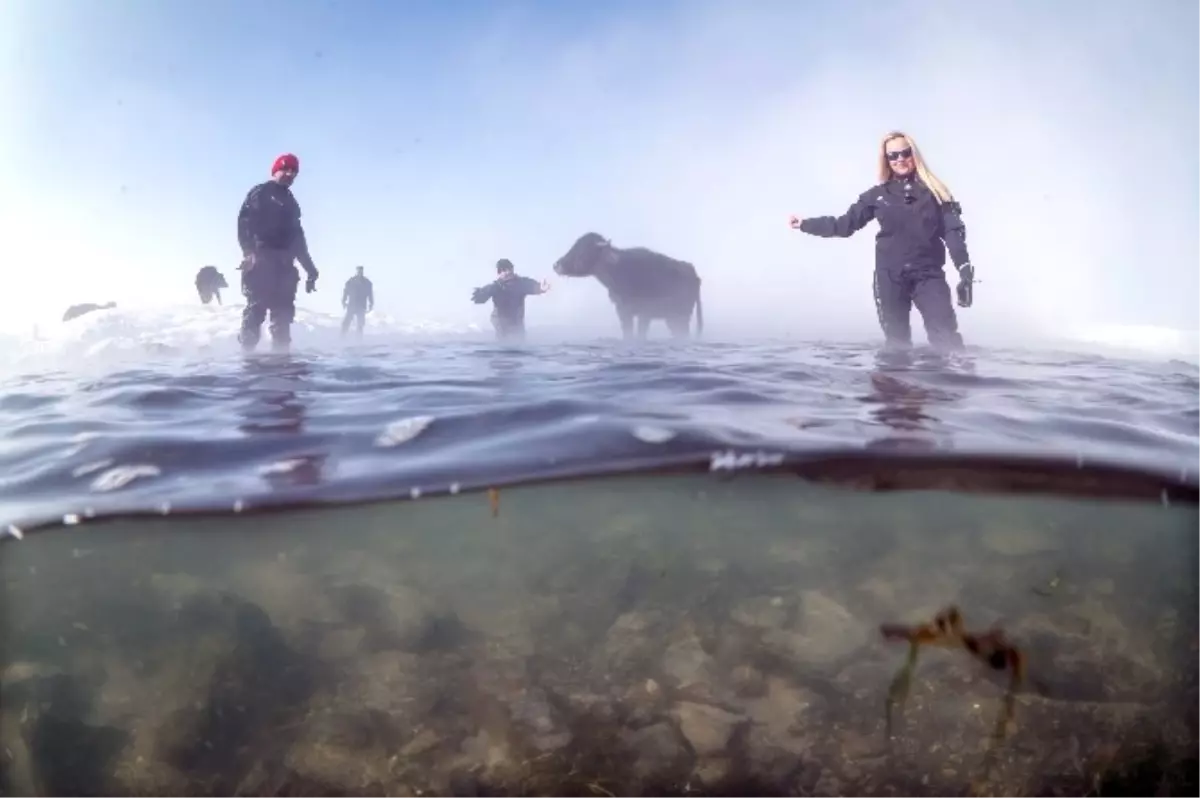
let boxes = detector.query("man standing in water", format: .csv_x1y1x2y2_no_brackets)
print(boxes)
236,153,320,353
341,266,375,338
470,258,551,341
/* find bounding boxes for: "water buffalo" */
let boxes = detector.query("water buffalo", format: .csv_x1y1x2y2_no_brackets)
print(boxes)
552,232,704,339
62,302,116,322
196,265,229,305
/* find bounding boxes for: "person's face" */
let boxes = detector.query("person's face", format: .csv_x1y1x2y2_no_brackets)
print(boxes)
885,138,915,177
498,268,514,281
274,167,298,187
356,267,364,276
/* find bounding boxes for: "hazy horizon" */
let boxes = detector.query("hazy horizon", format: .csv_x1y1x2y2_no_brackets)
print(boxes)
1,0,1196,346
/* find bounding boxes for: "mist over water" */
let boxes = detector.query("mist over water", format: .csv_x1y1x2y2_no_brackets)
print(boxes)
394,0,1200,345
2,0,1196,346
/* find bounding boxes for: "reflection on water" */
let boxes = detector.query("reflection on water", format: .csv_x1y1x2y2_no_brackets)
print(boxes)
1,473,1196,796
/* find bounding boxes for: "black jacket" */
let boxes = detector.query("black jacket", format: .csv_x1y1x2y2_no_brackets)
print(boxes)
472,275,543,323
799,176,970,272
343,275,374,310
237,180,316,276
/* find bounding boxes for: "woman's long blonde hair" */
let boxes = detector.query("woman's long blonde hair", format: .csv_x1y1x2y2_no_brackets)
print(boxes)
878,131,954,204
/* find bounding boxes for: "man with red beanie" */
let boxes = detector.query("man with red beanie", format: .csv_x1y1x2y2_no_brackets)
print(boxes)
235,152,320,352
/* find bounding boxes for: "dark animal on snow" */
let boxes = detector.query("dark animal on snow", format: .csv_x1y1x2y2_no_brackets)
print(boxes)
195,265,229,305
62,302,116,322
552,232,704,339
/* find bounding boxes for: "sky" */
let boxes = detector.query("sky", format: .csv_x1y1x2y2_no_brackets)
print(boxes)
0,0,1196,343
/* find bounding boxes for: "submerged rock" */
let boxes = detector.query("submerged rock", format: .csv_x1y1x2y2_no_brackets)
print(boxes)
671,701,744,756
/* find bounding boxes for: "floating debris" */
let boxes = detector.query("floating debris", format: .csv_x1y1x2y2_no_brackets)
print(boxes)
375,415,435,447
3,524,23,541
90,464,162,492
72,458,115,478
258,458,308,475
488,488,500,518
631,425,675,444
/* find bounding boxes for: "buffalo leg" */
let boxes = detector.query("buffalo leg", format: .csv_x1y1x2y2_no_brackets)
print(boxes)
666,315,690,338
615,305,635,339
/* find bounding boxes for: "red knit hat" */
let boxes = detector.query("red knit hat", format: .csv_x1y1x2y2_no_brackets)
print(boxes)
271,153,299,175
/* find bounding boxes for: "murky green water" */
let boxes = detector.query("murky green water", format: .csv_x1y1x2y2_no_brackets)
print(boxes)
2,475,1196,796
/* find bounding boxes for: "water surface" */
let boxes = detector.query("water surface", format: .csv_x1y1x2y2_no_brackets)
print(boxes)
1,341,1195,532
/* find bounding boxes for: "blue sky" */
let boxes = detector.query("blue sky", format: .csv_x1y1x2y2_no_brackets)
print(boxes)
1,0,1196,342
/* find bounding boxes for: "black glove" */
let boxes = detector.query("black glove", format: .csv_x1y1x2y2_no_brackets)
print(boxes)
955,262,974,308
305,270,319,294
471,287,488,304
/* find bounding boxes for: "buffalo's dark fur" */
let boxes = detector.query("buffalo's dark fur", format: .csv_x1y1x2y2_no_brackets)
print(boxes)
196,266,229,305
552,232,703,339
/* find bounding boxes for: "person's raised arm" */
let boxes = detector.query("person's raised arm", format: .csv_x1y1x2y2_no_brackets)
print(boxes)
523,276,551,296
788,191,876,238
471,282,495,304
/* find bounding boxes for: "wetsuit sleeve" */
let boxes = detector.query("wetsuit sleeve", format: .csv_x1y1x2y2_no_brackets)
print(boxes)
292,224,317,278
798,191,876,238
366,279,374,308
471,282,495,304
940,200,971,268
342,280,351,305
521,276,544,295
236,187,263,256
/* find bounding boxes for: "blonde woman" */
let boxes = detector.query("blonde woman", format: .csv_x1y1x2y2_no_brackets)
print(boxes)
788,131,975,351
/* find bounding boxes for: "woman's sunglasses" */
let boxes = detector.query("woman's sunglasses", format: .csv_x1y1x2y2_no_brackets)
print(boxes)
886,147,914,162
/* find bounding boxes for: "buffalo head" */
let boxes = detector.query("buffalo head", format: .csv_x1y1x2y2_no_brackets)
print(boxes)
552,232,614,277
197,266,228,290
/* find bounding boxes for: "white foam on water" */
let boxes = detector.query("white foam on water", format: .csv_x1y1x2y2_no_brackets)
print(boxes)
0,301,484,370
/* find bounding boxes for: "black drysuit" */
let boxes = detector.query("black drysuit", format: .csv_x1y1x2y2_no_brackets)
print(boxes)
471,275,544,341
236,180,319,352
799,176,971,350
341,275,374,336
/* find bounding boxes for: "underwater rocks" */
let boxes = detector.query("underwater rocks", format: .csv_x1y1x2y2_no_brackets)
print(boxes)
1,492,1195,797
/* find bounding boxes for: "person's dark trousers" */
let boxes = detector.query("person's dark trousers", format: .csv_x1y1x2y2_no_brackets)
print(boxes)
872,264,964,351
239,249,300,352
